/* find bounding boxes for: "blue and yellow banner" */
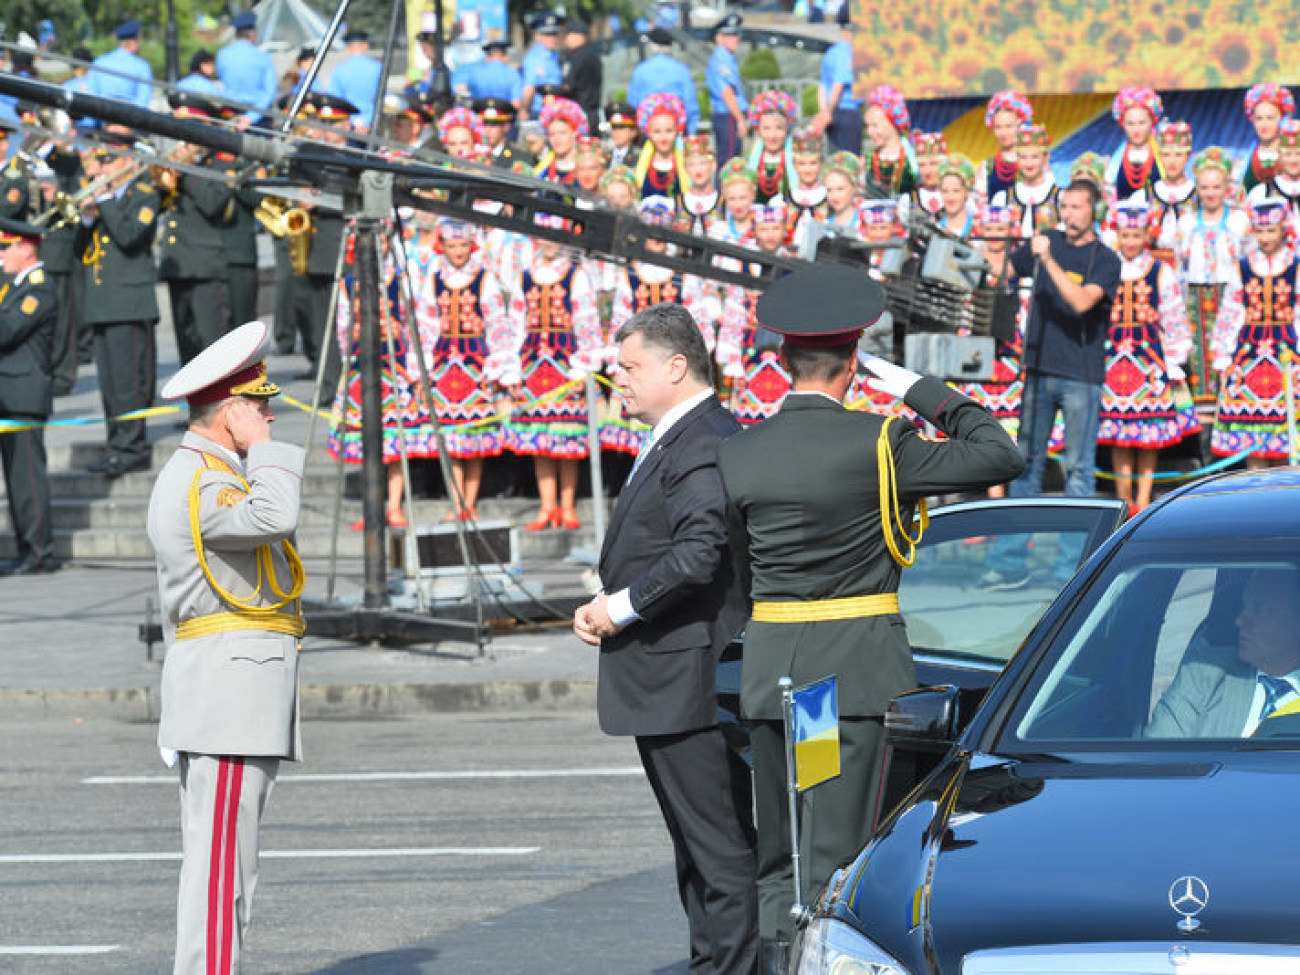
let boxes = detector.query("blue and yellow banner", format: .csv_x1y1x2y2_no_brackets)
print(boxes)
792,676,840,792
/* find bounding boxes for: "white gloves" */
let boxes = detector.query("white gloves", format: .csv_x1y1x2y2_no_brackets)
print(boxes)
1212,357,1232,373
859,352,922,400
1166,363,1186,382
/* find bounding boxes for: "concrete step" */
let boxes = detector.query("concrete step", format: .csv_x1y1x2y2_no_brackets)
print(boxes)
43,440,346,473
0,466,366,501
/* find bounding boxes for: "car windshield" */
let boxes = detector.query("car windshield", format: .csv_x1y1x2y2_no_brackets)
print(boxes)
998,539,1300,750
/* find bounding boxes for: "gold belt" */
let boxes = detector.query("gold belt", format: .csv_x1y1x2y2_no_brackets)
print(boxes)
175,610,306,641
750,593,900,624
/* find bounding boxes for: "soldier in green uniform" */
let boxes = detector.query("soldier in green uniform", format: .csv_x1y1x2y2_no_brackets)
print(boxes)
78,133,160,477
157,92,236,365
42,142,87,397
220,163,261,330
477,97,535,169
717,265,1025,972
0,120,31,222
0,217,60,574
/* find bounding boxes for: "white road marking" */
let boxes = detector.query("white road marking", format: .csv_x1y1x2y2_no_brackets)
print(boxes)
0,847,540,864
83,766,644,785
0,946,121,955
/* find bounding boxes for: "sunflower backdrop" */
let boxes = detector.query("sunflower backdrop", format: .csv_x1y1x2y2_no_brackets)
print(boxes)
854,0,1299,97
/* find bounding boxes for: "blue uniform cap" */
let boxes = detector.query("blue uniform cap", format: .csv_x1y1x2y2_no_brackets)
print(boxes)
113,19,141,40
232,11,256,30
714,13,743,35
342,28,369,43
482,38,509,52
647,27,674,45
533,12,562,34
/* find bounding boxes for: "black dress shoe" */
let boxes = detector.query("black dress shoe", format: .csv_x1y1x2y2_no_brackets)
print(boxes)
3,556,61,576
103,454,150,478
275,344,296,356
85,455,113,474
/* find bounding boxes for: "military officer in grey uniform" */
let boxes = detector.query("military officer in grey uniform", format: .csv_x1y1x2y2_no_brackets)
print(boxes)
78,133,160,477
717,265,1025,971
0,217,59,574
158,92,236,364
147,320,305,975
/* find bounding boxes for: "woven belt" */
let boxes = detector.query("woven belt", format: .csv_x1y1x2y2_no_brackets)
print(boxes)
175,610,306,641
750,593,900,624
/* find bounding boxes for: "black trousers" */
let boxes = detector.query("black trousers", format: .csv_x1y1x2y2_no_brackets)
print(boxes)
49,268,84,397
272,241,297,353
827,107,864,154
713,114,741,165
169,278,229,366
749,717,888,942
93,319,155,462
636,726,759,975
226,264,258,332
291,273,341,399
1,418,52,565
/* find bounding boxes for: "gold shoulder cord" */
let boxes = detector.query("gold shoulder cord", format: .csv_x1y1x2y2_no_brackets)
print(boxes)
188,456,306,613
877,417,928,568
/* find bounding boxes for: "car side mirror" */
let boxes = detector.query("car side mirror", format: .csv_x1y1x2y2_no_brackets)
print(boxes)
886,685,960,747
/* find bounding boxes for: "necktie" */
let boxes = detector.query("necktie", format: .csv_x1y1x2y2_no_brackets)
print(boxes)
628,432,656,481
1258,673,1293,722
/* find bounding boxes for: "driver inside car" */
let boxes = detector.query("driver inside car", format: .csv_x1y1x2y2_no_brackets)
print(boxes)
1147,568,1300,738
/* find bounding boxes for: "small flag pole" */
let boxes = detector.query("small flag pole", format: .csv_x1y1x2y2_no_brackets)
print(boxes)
779,676,804,921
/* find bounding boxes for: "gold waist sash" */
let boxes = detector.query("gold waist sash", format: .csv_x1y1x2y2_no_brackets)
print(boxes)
750,592,900,624
175,610,306,641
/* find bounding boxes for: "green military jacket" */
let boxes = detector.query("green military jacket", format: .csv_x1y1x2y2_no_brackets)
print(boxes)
719,378,1025,719
0,156,32,221
40,148,84,274
79,177,160,324
0,263,59,417
307,210,346,277
215,154,259,268
157,155,234,281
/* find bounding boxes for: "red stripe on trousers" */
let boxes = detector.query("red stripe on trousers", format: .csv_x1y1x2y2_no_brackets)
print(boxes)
207,757,244,975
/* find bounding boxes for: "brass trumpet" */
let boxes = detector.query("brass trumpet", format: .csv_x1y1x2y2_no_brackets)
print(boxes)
31,157,148,229
255,197,313,275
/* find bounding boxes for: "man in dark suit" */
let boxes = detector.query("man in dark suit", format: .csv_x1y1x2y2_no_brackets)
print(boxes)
562,19,603,135
575,303,758,975
718,265,1025,970
0,217,60,574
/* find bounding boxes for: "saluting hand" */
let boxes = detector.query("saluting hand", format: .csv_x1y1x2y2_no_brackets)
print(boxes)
859,352,922,400
226,399,273,453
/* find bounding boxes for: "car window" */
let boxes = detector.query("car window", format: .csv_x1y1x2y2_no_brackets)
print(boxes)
998,541,1300,747
899,503,1120,667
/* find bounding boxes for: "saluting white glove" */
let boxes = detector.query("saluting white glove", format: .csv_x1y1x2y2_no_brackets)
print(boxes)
859,352,922,400
1167,363,1186,382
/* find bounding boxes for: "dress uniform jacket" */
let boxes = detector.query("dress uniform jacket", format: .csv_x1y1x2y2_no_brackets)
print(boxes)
79,178,160,324
0,157,31,220
148,432,306,760
0,264,58,417
719,379,1025,720
157,168,233,282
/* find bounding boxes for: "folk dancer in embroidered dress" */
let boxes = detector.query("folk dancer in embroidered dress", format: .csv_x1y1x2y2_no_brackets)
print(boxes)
1098,199,1199,515
852,199,917,421
604,197,719,452
438,105,484,160
504,221,604,530
1106,87,1165,203
1151,122,1197,264
534,97,587,185
746,90,799,205
328,236,437,530
936,154,977,238
716,202,794,426
1209,198,1300,468
573,136,608,195
1237,83,1295,196
709,159,759,255
864,85,917,198
1247,118,1300,236
992,122,1059,240
1071,152,1115,239
784,129,828,240
977,89,1034,211
633,93,689,202
810,151,869,240
679,135,721,235
416,219,513,520
960,203,1029,495
1175,147,1251,403
911,131,947,218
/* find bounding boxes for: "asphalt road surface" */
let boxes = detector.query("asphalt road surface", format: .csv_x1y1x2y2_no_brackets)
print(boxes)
0,713,694,974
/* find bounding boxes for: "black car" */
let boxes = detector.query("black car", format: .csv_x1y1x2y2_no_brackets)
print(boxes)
792,469,1300,974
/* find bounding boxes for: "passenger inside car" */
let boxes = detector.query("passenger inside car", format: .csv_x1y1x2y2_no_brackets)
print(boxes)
1146,568,1300,739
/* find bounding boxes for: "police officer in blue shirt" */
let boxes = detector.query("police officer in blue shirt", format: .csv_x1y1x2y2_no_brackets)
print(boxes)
813,9,862,153
86,21,154,108
627,29,699,134
327,29,383,130
707,14,748,164
177,50,222,96
469,40,524,104
217,11,277,125
520,13,564,122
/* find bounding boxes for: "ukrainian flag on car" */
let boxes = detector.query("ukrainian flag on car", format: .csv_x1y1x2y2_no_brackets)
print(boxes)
792,676,840,790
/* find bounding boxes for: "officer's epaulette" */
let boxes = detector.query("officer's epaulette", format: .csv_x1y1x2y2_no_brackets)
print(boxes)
136,181,157,194
28,269,44,286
